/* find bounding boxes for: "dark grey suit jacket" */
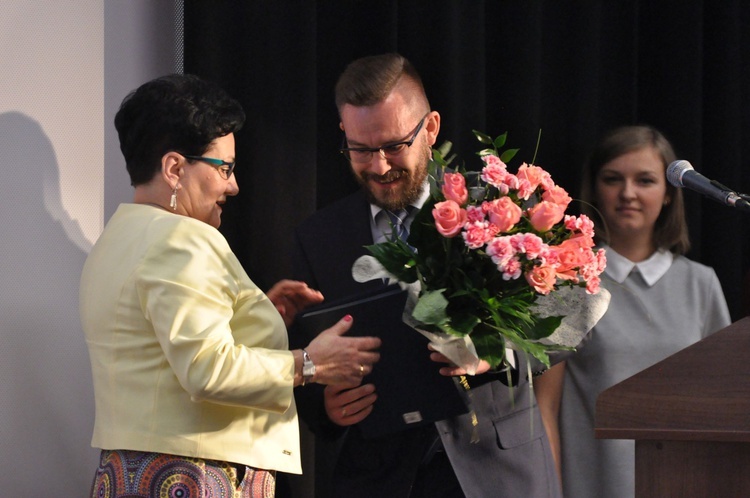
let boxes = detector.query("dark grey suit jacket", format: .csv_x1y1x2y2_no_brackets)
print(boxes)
291,190,562,498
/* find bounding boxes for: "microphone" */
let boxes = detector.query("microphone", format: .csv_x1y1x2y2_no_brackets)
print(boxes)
666,160,750,212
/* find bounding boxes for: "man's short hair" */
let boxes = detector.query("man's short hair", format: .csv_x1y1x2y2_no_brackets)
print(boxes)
335,53,430,114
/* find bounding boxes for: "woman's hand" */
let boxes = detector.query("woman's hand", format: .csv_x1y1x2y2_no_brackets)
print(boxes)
267,279,324,326
324,383,377,426
305,315,381,386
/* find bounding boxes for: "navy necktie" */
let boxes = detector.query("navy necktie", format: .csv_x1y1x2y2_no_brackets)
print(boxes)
385,209,410,243
384,206,414,251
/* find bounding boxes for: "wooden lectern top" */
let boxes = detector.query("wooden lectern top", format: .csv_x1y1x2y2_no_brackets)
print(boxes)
596,317,750,442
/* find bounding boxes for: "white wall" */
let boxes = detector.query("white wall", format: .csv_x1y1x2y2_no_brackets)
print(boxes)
0,1,177,494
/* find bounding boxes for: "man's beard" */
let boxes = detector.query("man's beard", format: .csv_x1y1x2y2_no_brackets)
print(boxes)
356,145,430,211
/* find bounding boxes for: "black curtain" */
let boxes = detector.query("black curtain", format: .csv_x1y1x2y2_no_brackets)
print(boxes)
184,1,750,321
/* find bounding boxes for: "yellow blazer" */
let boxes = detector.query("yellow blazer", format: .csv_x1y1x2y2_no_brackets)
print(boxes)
80,204,301,474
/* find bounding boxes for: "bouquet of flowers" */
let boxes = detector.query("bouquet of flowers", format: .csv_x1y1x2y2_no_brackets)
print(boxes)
353,131,609,372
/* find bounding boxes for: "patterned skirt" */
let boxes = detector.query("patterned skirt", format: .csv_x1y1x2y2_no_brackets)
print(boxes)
89,450,275,498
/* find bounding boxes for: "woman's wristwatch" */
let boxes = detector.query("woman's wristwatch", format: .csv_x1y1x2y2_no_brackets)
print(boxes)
301,349,316,386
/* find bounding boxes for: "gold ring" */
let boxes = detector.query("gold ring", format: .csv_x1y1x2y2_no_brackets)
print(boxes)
359,364,365,376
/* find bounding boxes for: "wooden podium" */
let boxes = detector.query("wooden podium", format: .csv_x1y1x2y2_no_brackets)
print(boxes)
596,317,750,497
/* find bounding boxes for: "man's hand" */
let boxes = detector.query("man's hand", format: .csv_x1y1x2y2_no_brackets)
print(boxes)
324,383,377,426
428,346,492,376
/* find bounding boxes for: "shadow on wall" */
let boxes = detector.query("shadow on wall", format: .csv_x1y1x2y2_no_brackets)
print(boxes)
0,112,99,494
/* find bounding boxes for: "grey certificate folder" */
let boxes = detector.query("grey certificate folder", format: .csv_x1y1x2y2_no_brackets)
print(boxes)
296,285,468,439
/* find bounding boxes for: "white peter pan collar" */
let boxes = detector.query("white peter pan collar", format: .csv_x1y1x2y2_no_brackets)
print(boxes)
602,245,674,286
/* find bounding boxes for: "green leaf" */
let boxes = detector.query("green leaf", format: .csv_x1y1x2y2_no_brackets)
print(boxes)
500,148,519,163
493,325,553,369
470,326,508,369
436,140,453,159
521,315,564,341
472,130,493,145
365,242,418,282
446,309,481,335
493,132,508,149
412,289,450,326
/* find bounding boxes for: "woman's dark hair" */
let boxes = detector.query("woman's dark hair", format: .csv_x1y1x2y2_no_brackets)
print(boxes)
114,73,245,186
580,125,690,254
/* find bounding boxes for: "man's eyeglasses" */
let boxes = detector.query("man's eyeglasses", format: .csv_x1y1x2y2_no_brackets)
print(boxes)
339,113,429,164
183,155,236,179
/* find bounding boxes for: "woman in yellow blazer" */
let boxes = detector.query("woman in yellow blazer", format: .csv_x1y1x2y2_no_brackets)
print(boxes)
80,74,381,498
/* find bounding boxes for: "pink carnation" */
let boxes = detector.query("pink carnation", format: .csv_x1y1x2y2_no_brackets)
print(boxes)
466,205,486,223
584,248,607,279
462,221,494,249
502,257,523,280
564,214,595,238
442,172,469,205
486,236,515,267
433,200,468,237
480,155,509,188
502,174,519,192
596,248,607,273
585,275,601,294
579,248,607,294
510,232,546,260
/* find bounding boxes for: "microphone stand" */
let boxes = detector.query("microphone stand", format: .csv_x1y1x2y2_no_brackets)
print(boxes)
701,179,750,213
727,191,750,213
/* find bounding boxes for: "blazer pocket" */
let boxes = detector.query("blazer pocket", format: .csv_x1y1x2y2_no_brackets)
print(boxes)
492,406,544,449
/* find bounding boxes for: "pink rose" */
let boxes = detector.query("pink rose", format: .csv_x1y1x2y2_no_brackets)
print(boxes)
525,265,557,295
567,233,595,249
516,178,536,200
483,197,522,233
442,172,469,205
549,239,586,282
516,163,552,191
527,201,566,232
542,185,572,210
433,200,468,237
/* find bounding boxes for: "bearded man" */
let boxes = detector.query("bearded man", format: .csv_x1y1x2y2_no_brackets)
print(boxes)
290,53,562,498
